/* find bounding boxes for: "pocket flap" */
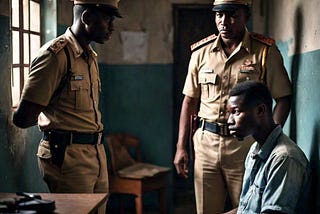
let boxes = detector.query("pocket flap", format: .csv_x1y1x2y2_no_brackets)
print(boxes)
70,80,89,91
199,73,217,84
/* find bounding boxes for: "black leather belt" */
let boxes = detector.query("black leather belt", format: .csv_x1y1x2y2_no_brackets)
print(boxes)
199,120,230,136
43,130,102,145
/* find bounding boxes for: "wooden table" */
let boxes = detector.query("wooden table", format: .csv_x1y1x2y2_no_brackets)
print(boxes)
0,193,108,214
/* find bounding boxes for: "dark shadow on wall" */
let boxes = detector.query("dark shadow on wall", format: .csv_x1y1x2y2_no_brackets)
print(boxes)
310,123,320,213
289,6,302,142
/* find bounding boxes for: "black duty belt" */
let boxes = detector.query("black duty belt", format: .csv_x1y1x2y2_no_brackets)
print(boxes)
199,120,230,136
43,130,103,145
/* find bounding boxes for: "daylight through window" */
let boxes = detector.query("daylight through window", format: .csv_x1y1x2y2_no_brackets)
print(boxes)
11,0,41,107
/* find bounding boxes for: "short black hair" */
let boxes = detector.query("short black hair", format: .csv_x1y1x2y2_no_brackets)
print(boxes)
229,81,273,112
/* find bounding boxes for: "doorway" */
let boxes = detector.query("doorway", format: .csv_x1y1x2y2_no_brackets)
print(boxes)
172,3,218,211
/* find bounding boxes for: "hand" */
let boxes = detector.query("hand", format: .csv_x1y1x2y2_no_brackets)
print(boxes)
173,146,189,178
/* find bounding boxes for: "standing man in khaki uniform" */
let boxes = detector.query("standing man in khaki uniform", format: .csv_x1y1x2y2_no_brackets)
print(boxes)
13,0,121,213
173,0,292,213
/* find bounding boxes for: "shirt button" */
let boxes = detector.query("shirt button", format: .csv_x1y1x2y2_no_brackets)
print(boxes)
223,76,228,79
246,77,250,80
220,111,224,115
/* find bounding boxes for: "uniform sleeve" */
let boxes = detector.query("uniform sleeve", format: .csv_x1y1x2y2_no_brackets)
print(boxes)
265,45,292,99
21,49,67,106
182,51,201,98
261,155,306,213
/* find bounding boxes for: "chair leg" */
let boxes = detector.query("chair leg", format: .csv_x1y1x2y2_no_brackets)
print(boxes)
135,194,143,214
119,195,125,214
158,188,167,214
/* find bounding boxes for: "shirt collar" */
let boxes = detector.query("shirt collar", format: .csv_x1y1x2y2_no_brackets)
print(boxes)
252,125,283,160
64,28,98,58
211,28,251,54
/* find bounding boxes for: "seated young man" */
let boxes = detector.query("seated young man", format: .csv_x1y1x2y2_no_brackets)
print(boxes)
225,81,311,214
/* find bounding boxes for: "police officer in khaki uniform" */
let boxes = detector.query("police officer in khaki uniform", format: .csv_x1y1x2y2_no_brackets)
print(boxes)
13,0,121,213
173,0,292,213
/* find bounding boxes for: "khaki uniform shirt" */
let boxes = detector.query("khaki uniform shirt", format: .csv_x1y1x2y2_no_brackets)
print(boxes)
183,29,292,123
21,28,103,132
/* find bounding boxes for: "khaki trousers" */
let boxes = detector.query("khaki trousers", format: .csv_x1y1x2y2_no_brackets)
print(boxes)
193,129,253,214
37,140,109,214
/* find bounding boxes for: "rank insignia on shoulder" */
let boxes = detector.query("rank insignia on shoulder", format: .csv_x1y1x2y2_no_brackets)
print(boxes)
250,32,275,46
48,36,68,54
190,34,217,52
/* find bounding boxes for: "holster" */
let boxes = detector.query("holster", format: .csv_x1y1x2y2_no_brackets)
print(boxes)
189,114,199,161
47,131,69,168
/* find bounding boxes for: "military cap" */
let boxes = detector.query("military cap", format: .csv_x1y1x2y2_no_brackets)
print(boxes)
212,0,251,12
71,0,122,17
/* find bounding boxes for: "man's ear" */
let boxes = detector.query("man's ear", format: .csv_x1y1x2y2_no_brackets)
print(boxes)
81,10,91,25
256,103,266,117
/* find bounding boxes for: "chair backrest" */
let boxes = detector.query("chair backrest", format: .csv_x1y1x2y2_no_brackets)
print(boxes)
106,133,142,175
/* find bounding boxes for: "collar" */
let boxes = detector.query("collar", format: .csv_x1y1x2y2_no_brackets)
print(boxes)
211,28,251,54
64,28,98,58
251,125,283,160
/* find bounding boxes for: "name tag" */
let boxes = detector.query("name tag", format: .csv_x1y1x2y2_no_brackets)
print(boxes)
74,75,84,80
200,68,213,73
240,65,255,73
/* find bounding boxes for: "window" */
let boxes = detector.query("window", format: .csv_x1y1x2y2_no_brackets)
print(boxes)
11,0,41,108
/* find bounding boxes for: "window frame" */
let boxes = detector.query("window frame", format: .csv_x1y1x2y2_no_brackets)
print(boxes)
11,0,42,108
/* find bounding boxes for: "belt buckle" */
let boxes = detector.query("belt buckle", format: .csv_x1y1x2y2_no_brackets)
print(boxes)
97,132,102,144
198,119,204,131
219,123,229,136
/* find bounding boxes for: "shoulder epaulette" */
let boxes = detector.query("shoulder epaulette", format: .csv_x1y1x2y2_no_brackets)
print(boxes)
250,32,275,46
48,35,68,54
190,34,217,52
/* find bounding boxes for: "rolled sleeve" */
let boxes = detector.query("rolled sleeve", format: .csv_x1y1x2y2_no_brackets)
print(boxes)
261,155,306,213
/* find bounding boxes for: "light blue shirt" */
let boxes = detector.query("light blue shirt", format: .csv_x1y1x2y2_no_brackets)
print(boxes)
237,125,311,214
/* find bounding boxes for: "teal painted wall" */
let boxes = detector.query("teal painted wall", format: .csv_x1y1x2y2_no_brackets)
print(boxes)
99,64,174,211
99,64,174,166
278,42,320,212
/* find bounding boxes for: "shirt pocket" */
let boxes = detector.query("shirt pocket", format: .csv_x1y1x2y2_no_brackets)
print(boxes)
198,73,220,101
242,183,266,213
70,80,91,112
237,64,261,83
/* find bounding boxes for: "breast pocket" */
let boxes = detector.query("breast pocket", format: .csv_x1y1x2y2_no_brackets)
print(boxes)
242,183,265,213
70,80,91,112
199,73,219,101
237,64,261,83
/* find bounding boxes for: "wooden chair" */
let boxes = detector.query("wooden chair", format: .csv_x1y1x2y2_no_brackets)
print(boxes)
106,133,171,214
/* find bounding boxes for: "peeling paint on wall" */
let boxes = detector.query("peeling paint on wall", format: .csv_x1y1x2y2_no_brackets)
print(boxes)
261,0,320,55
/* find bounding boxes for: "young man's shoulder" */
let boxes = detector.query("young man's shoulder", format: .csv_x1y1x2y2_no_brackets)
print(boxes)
250,32,275,46
190,34,217,52
273,133,309,165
